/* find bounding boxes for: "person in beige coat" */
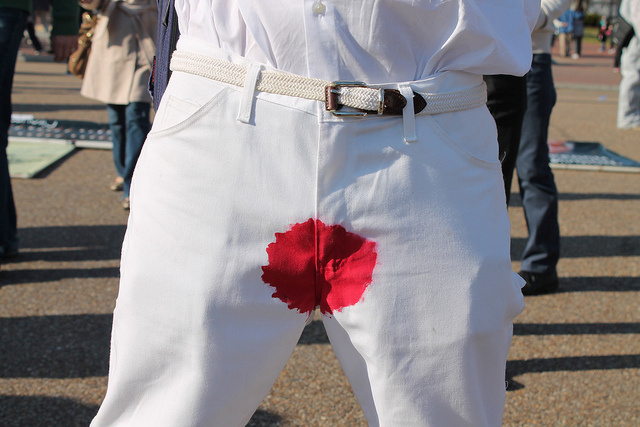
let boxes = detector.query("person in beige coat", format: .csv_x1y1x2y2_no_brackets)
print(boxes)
80,0,157,209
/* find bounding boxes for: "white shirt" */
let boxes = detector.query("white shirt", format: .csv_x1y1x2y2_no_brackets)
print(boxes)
532,0,572,54
175,0,540,83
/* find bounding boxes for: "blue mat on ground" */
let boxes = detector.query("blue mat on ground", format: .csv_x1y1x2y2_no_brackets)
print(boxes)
548,140,640,173
9,116,112,150
8,139,76,178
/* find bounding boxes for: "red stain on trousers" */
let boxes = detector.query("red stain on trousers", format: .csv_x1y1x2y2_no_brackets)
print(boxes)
261,219,378,314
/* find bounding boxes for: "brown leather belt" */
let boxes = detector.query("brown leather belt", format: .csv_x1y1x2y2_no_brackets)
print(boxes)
324,82,427,116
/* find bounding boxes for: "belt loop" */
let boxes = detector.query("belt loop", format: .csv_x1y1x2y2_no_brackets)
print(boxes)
399,84,417,143
237,63,262,124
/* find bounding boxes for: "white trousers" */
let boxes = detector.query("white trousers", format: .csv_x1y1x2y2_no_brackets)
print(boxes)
618,36,640,129
91,44,525,427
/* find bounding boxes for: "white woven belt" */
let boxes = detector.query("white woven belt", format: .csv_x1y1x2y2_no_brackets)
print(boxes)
170,50,487,117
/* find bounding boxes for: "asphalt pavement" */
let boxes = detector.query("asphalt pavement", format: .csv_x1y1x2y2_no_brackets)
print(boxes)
0,40,638,426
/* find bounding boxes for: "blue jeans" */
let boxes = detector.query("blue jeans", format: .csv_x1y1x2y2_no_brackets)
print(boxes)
107,102,151,199
516,53,560,274
0,8,28,260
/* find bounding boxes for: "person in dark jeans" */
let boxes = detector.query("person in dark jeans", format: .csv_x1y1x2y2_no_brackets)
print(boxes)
0,0,78,268
516,52,561,295
0,7,28,267
485,0,570,295
106,102,151,209
485,60,560,296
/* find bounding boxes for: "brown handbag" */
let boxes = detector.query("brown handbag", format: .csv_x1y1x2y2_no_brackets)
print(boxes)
68,11,99,78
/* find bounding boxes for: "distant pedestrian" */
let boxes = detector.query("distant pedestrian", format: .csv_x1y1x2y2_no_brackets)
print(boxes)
78,0,157,210
598,15,611,52
571,0,585,59
556,8,574,57
25,14,43,53
33,0,51,35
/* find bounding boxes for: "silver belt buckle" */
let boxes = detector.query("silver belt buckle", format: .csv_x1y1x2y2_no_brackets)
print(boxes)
326,81,368,117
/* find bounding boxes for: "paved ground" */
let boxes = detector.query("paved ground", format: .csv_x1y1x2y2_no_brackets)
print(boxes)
0,39,638,426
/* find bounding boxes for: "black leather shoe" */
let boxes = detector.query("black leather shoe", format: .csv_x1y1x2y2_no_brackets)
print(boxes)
519,270,559,296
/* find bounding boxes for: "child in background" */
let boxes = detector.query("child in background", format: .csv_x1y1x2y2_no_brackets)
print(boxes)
598,15,611,52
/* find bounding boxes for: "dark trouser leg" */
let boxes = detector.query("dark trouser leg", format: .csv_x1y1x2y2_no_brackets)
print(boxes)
122,102,150,199
572,36,582,57
25,20,43,52
107,103,127,183
484,74,527,205
0,8,28,260
516,54,560,274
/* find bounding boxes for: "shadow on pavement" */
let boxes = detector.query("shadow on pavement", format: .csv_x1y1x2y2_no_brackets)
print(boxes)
3,311,636,406
13,72,74,77
0,314,111,378
0,315,331,380
0,312,289,426
0,395,282,427
558,192,640,201
515,322,640,335
298,322,640,393
507,354,640,391
0,267,120,287
17,225,126,254
0,395,99,427
1,225,126,286
247,409,285,426
0,267,119,286
13,103,106,113
297,319,330,345
511,235,640,258
556,276,640,292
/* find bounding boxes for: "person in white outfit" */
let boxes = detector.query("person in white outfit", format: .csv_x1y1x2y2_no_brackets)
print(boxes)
91,1,539,425
618,0,640,129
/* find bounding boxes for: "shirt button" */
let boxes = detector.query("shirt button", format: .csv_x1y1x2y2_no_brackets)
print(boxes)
313,1,326,15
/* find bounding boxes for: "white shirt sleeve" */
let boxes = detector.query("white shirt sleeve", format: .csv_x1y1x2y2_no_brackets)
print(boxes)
620,0,640,33
538,0,574,31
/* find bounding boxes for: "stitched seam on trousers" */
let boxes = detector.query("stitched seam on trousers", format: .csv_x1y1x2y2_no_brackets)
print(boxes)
424,113,501,169
314,123,323,311
147,87,234,138
314,219,321,310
